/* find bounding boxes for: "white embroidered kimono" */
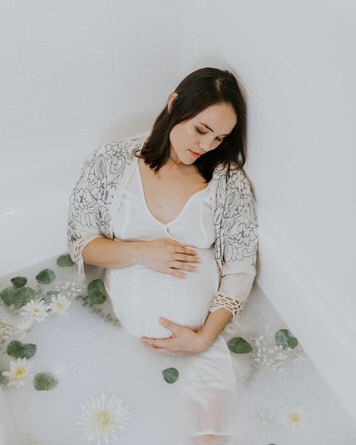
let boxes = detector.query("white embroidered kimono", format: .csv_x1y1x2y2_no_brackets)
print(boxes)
67,135,259,321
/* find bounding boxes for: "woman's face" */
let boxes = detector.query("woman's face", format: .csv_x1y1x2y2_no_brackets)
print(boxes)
168,94,237,166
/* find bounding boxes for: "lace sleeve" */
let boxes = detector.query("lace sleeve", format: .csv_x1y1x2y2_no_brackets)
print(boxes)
210,292,245,319
67,147,106,276
210,169,259,320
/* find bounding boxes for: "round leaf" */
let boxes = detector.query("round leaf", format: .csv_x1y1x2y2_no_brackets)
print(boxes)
33,372,58,391
10,276,27,288
227,337,253,354
56,254,74,267
0,287,17,306
7,340,37,359
275,329,298,350
14,287,35,310
0,372,9,386
162,367,179,384
36,269,56,285
88,279,106,304
88,290,106,304
42,290,59,304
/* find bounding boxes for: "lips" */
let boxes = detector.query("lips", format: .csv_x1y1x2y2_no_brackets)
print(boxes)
189,149,201,158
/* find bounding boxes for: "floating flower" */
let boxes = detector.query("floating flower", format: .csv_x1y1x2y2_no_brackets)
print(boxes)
20,299,49,323
48,293,71,315
252,406,277,425
16,317,35,333
250,326,305,373
77,392,131,444
277,404,310,431
2,357,35,388
0,318,16,339
53,281,87,299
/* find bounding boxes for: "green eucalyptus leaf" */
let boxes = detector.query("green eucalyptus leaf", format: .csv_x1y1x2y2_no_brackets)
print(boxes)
275,329,298,350
10,276,27,288
7,340,37,359
0,372,9,386
162,367,179,384
0,287,17,306
36,269,56,285
42,290,59,304
33,372,58,391
227,337,253,354
14,287,35,309
88,279,106,304
56,254,74,267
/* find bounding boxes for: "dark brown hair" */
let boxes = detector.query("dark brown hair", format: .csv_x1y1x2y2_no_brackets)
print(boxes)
133,66,247,182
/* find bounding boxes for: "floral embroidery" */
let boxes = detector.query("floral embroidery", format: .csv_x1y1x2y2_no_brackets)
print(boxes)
67,136,259,318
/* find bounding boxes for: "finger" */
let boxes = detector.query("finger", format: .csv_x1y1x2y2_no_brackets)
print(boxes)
141,337,172,349
159,318,179,334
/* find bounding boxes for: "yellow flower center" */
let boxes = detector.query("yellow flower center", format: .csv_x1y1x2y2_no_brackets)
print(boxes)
16,367,25,376
288,413,301,423
96,411,112,427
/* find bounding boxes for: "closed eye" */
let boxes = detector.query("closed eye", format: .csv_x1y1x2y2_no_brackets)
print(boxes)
196,127,222,142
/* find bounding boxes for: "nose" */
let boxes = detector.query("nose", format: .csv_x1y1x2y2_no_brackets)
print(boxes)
198,139,209,153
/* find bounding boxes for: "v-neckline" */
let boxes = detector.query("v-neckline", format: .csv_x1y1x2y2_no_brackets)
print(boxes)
136,162,210,227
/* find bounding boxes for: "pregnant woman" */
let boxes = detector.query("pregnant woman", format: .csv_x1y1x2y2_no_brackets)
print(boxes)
67,67,259,444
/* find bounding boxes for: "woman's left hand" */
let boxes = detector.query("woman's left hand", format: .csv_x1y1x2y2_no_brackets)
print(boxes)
140,318,209,355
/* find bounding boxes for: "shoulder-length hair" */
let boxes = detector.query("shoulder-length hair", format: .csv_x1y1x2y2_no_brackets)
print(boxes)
133,66,247,183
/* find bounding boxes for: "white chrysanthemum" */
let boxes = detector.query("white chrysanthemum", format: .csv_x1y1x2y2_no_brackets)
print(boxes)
77,392,131,444
20,299,49,322
2,358,35,388
277,405,310,431
48,293,71,314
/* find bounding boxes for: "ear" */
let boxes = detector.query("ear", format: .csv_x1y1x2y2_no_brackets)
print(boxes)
167,92,178,114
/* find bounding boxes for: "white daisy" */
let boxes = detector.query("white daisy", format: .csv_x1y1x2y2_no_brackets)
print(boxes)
2,357,35,388
20,299,49,323
77,392,131,444
277,404,310,431
48,293,71,315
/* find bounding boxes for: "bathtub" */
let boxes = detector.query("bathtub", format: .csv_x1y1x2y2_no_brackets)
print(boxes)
1,130,356,443
0,131,150,444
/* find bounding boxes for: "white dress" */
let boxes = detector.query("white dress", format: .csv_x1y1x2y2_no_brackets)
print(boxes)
104,162,239,443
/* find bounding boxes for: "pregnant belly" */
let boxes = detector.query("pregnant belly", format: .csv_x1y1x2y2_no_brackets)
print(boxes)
104,248,220,339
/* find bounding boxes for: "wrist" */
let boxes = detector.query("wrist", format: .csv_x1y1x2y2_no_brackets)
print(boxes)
196,329,214,352
127,241,144,266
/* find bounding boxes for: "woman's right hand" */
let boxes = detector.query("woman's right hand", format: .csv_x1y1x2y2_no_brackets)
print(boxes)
136,238,201,278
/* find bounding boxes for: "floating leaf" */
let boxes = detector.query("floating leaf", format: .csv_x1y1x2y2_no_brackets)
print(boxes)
7,340,37,359
0,287,17,306
88,279,106,304
0,372,9,386
227,337,253,354
33,372,58,391
162,367,179,384
42,290,59,304
14,287,35,310
36,269,56,285
275,329,298,350
10,276,27,288
56,254,74,267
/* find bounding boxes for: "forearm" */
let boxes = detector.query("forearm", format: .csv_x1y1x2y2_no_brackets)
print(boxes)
197,307,233,350
82,237,143,269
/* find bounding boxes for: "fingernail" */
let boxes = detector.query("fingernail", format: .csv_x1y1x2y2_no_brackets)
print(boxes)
159,318,165,325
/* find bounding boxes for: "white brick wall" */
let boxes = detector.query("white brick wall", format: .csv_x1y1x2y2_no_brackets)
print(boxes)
0,0,192,175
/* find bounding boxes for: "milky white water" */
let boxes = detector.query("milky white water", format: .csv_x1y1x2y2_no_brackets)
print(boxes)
0,253,355,445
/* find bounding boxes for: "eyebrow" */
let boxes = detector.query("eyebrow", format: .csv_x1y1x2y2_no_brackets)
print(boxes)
198,122,229,136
